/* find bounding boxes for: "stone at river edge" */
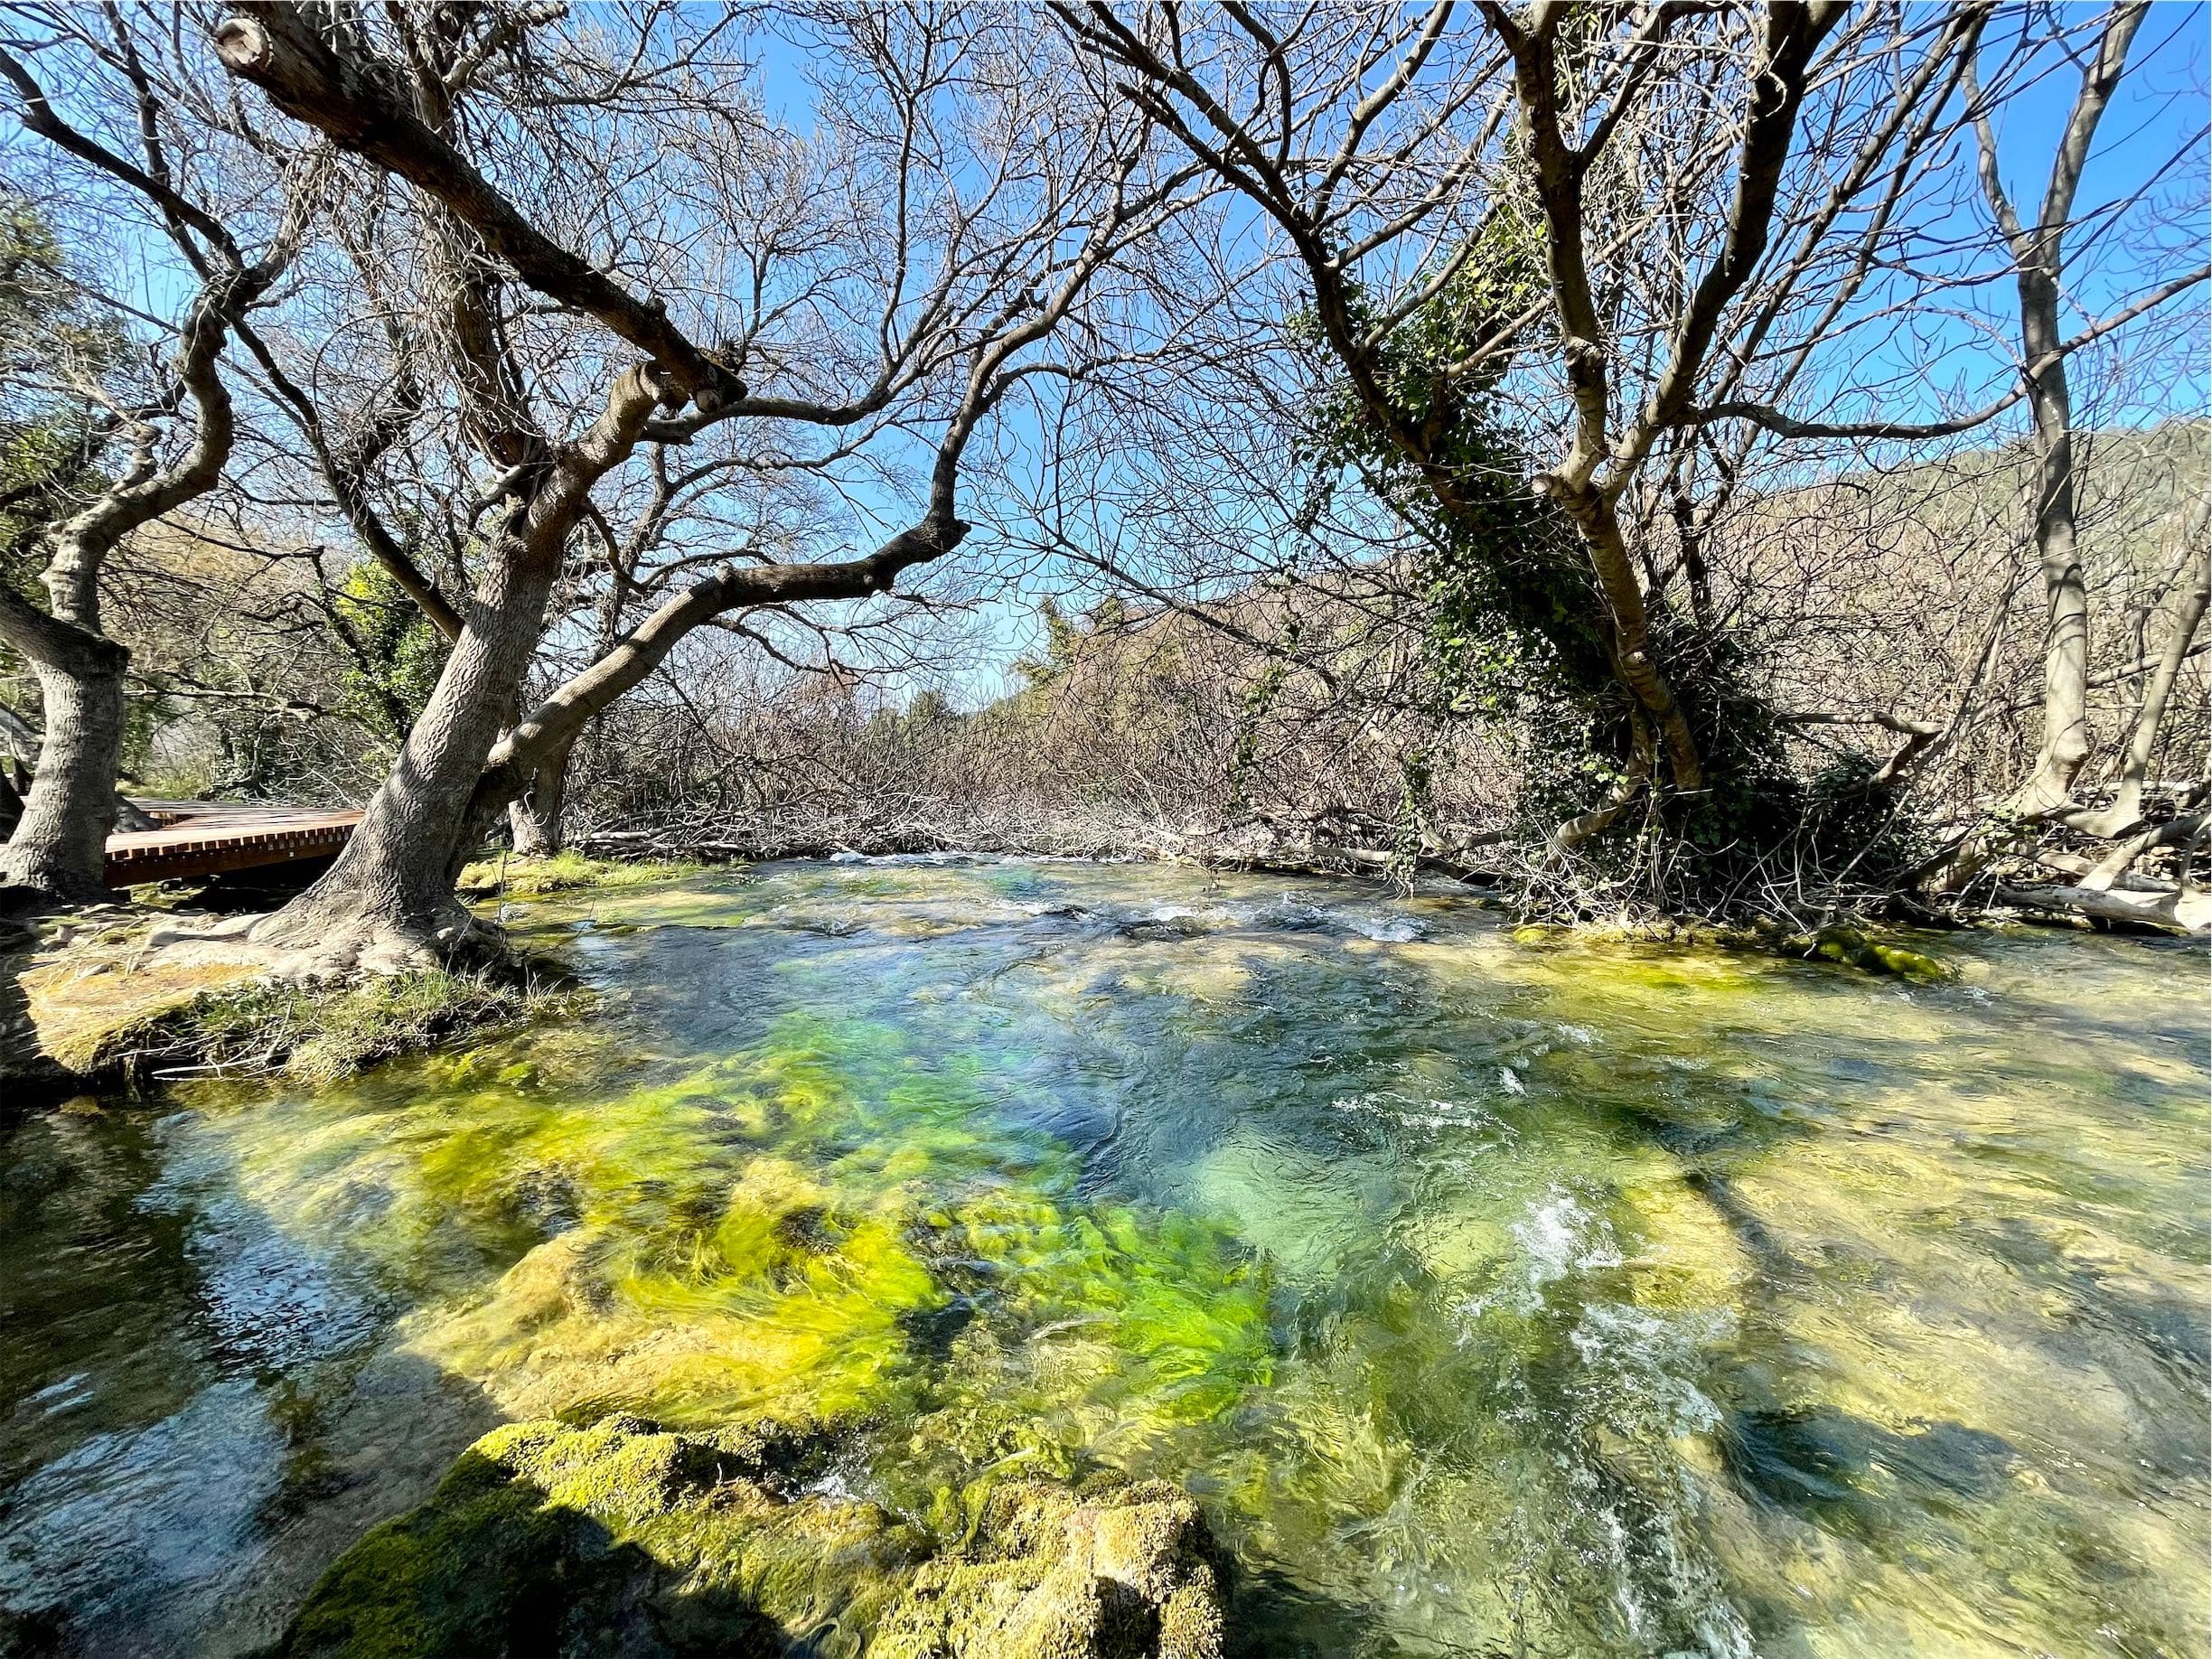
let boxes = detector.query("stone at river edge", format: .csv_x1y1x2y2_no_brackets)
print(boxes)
870,1478,1224,1659
279,1413,1225,1659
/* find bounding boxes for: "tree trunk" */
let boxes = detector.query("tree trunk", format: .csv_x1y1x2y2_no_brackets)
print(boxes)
2069,497,2208,836
0,651,129,901
248,362,669,971
1551,480,1704,791
507,737,572,857
1976,2,2148,816
252,539,563,970
1995,877,2208,936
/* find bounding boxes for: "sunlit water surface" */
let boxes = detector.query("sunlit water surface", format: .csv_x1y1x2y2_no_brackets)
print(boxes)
2,860,2205,1658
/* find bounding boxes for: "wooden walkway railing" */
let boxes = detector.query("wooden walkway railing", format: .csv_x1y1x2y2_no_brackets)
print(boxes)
106,800,362,888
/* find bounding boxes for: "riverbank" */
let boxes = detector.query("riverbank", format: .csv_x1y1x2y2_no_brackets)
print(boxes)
0,902,578,1106
564,811,2209,937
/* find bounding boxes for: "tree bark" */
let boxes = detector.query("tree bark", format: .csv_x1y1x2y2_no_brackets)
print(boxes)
1996,877,2208,936
466,516,968,825
2069,496,2208,836
507,737,571,858
212,5,1130,961
0,276,240,897
2010,287,2090,814
0,645,129,899
1973,2,2148,814
1543,478,1701,789
253,536,563,965
0,44,297,901
213,7,741,414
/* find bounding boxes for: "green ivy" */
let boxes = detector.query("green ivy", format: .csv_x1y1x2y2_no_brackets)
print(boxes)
334,560,450,743
1298,209,1913,918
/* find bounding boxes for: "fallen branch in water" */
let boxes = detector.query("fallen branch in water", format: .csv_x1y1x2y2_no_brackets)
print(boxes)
1993,880,2209,935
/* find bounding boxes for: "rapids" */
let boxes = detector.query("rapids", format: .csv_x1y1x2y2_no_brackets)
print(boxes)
2,859,2204,1657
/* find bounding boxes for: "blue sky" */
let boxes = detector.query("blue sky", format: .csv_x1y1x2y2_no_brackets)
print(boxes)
1823,1,2209,436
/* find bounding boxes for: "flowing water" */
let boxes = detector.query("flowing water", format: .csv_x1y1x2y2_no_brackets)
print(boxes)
2,861,2205,1658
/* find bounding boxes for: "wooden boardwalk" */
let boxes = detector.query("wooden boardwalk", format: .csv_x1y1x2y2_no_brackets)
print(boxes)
106,800,362,888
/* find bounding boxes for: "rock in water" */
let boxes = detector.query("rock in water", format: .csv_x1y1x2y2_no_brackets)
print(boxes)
872,1478,1225,1659
279,1414,1225,1659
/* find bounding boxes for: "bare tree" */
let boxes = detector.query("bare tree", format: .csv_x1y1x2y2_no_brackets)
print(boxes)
1051,5,1996,865
211,1,1197,968
1968,0,2149,815
0,14,314,899
1046,1,2206,923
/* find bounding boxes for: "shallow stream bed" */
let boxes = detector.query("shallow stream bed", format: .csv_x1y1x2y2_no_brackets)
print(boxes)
2,860,2205,1657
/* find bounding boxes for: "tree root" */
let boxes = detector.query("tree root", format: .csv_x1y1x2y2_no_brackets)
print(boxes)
144,897,519,983
245,907,517,982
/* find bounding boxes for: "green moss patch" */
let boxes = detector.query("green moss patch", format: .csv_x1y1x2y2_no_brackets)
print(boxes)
874,1477,1224,1659
1803,924,1954,985
116,969,585,1085
458,849,704,900
282,1414,1224,1659
15,951,263,1082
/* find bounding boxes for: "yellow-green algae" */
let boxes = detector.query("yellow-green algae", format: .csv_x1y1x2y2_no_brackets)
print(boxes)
11,937,261,1081
182,1004,1276,1447
7,859,2203,1659
872,1475,1223,1659
283,1412,1223,1659
9,953,568,1096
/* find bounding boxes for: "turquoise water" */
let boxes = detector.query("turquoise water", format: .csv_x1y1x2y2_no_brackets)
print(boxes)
2,859,2205,1656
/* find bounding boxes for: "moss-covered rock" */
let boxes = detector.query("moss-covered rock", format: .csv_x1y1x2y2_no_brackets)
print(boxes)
872,1478,1225,1659
282,1416,1225,1659
282,1412,915,1658
1806,924,1953,985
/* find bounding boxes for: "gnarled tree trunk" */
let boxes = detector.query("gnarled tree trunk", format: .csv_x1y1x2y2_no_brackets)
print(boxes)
253,547,565,969
214,2,1141,968
0,294,242,904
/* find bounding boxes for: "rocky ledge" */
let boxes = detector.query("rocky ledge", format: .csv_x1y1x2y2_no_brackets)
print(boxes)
280,1413,1225,1659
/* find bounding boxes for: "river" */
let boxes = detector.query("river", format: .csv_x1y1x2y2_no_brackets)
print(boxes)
2,859,2204,1657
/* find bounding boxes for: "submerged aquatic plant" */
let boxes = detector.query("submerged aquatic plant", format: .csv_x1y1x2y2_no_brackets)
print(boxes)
198,1005,1282,1475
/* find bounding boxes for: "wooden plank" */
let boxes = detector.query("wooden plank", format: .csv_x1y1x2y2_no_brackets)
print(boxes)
105,802,363,887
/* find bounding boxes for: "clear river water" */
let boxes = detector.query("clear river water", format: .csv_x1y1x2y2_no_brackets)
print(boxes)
1,859,2205,1658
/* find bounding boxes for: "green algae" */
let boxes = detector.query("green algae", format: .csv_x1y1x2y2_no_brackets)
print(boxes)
1806,923,1954,984
457,849,707,899
179,999,1278,1457
872,1476,1224,1659
924,1191,1275,1423
180,970,584,1083
12,955,577,1095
